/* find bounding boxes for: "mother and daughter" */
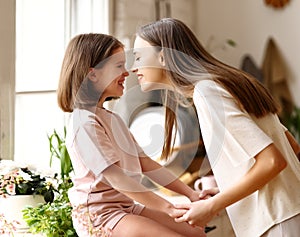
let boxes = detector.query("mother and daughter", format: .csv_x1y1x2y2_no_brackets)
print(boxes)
57,18,300,237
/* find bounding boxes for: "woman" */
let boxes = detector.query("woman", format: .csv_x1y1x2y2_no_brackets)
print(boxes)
131,18,300,237
57,33,205,237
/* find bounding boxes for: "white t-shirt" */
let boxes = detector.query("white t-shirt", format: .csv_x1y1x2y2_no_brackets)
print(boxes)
193,80,300,237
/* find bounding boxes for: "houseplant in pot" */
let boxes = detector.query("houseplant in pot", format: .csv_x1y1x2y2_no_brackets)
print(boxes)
23,128,111,236
0,160,55,232
285,106,300,143
22,128,78,237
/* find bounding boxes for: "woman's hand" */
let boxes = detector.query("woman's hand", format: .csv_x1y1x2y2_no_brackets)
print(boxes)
172,199,217,227
199,187,219,200
189,187,219,202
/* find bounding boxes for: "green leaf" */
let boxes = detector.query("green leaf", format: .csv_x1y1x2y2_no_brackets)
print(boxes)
226,39,237,47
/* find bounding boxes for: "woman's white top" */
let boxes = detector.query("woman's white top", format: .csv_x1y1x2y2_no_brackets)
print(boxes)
193,80,300,237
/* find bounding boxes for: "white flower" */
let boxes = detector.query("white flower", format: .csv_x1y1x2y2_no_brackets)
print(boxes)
18,170,33,181
0,161,19,176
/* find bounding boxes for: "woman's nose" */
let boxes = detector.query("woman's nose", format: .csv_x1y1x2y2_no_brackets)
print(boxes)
131,68,138,74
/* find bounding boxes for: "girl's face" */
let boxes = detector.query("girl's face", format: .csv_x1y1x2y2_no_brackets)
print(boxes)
90,47,128,102
132,36,171,91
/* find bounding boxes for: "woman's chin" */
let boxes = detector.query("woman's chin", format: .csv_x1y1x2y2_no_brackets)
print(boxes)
140,82,165,92
140,84,151,92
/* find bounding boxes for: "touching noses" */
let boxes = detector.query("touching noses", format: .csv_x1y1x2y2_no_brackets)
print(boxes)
122,70,129,77
131,68,138,74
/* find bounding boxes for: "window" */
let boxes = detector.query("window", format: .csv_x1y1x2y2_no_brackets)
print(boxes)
13,0,110,170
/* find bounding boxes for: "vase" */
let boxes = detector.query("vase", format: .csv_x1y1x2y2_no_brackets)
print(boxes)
0,194,45,232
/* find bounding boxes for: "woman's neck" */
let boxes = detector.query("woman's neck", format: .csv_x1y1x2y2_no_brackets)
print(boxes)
97,96,106,108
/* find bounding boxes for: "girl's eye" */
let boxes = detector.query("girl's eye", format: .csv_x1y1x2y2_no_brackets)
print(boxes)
117,64,124,68
135,57,141,62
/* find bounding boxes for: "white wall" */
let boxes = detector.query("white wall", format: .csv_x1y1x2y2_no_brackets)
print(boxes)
195,0,300,106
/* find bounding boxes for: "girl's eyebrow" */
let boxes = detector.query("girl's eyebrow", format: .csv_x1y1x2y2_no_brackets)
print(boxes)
115,60,126,64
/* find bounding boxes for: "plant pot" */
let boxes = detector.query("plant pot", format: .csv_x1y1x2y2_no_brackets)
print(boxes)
0,194,45,231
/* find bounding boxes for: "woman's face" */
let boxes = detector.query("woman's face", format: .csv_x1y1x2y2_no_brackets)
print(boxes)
90,47,128,100
132,36,171,91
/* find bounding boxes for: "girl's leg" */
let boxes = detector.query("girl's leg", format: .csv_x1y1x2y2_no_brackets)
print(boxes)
140,207,206,237
111,213,185,237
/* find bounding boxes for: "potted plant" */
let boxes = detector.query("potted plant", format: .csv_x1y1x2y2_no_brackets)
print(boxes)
285,106,300,143
0,160,55,232
22,128,111,236
22,128,78,237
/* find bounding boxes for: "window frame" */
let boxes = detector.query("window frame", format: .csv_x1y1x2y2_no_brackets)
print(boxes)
0,0,111,164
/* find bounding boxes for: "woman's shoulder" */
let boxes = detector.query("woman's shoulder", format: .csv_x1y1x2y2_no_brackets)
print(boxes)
194,80,230,97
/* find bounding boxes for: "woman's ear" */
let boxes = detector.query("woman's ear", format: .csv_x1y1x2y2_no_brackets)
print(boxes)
88,68,98,82
159,50,166,67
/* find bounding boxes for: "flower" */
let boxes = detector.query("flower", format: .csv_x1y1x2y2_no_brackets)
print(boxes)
0,212,19,236
0,160,55,203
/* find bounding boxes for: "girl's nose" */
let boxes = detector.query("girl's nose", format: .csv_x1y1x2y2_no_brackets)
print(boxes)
123,70,129,77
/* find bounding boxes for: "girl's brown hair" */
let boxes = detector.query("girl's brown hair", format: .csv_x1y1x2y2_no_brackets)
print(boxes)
136,18,280,160
57,33,123,112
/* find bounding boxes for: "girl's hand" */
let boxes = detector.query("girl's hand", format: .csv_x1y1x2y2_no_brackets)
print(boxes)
169,202,190,221
167,204,189,218
189,190,202,202
173,199,217,227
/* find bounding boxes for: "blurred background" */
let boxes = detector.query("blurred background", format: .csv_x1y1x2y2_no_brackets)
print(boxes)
0,0,299,175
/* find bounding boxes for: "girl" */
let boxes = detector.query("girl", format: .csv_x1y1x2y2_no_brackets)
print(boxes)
57,33,205,237
131,18,300,237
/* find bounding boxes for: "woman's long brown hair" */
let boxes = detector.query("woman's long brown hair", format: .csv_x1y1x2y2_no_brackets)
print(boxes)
137,18,280,160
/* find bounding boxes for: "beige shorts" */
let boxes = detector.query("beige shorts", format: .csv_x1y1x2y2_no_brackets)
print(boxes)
261,213,300,237
72,203,145,237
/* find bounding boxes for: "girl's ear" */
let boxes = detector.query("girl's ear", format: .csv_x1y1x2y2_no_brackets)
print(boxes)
88,68,98,82
159,50,166,67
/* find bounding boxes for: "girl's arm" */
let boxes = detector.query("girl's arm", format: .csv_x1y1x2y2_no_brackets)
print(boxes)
139,156,200,201
174,143,287,226
102,162,176,216
285,130,300,160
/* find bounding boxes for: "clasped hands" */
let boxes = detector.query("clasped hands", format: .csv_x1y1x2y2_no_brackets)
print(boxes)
170,187,219,227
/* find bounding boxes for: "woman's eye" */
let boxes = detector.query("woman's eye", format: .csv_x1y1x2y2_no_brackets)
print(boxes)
135,57,141,62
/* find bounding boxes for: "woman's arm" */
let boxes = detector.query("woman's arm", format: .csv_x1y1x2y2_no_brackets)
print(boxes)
285,130,300,160
139,156,200,201
173,143,287,226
